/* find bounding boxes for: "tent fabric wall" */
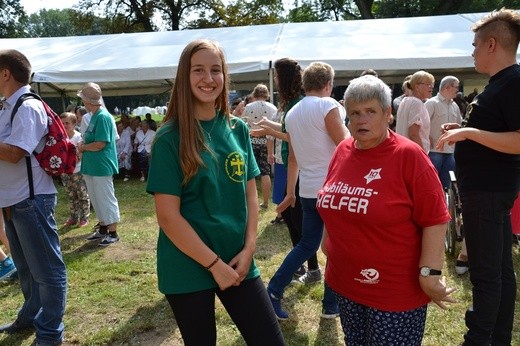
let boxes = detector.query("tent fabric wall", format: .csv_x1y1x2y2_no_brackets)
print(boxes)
1,11,512,97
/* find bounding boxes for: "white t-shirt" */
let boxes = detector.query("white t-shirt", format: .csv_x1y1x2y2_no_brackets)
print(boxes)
285,96,346,198
0,86,56,207
70,130,83,173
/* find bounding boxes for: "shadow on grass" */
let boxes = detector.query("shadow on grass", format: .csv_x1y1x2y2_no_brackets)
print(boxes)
107,297,178,345
315,317,341,346
60,233,105,265
255,223,292,261
0,328,35,346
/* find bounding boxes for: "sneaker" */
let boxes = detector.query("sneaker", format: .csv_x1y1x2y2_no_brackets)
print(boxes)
296,269,322,284
123,176,130,182
321,306,340,319
268,292,288,320
99,234,120,247
140,176,145,182
86,230,106,241
78,219,89,228
292,265,307,280
7,270,18,280
270,216,284,224
63,218,77,227
0,257,17,282
455,260,469,275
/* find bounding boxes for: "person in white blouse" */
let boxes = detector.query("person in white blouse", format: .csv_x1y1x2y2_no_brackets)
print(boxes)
134,119,156,181
116,122,133,181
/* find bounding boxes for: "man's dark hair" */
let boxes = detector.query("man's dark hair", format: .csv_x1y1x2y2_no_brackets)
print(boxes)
0,49,32,85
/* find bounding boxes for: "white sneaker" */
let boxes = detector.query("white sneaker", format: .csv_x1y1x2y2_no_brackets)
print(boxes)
296,269,322,284
123,177,129,182
455,260,469,275
140,176,145,182
99,234,120,247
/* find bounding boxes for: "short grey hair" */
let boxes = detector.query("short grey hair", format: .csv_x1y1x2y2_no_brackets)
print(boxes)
343,75,392,112
439,75,459,90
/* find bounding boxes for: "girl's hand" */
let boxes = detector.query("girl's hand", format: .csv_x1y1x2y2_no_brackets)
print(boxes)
228,247,255,286
209,259,240,290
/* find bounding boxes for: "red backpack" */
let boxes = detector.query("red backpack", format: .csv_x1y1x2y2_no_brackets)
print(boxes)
10,93,77,197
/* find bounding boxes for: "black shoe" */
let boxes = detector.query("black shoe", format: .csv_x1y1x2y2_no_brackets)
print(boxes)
0,319,34,334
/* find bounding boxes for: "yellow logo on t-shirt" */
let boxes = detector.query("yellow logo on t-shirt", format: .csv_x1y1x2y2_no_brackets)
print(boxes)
225,151,246,182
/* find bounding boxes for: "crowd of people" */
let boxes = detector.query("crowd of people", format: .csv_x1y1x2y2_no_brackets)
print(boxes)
1,7,520,346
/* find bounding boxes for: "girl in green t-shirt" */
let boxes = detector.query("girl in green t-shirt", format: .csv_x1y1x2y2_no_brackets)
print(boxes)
147,39,285,346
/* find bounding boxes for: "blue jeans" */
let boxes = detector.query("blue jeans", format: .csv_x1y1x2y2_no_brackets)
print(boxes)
428,151,455,190
460,190,517,346
3,194,67,345
268,197,336,311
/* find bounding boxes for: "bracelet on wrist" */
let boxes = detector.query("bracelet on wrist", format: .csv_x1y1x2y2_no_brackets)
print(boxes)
205,255,220,271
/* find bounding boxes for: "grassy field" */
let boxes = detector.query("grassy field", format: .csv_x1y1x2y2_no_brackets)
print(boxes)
0,178,519,346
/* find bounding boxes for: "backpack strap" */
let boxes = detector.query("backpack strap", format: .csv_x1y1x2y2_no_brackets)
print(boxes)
10,92,43,200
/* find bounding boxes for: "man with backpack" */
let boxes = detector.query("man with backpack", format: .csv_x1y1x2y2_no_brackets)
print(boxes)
0,49,67,346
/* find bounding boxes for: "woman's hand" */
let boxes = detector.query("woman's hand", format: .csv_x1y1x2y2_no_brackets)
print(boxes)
228,247,255,286
209,259,240,290
275,194,296,214
436,127,475,150
250,125,273,137
419,275,457,309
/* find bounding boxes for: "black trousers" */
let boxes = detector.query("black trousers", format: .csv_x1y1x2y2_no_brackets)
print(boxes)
165,276,285,346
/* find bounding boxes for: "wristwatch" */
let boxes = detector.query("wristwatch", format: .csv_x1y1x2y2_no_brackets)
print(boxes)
419,266,442,277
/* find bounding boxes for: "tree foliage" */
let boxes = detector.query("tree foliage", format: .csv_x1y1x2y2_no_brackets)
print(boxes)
372,0,520,19
14,0,520,38
0,0,27,38
186,0,283,28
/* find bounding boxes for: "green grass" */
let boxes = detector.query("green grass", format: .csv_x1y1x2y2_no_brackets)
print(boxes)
1,178,519,345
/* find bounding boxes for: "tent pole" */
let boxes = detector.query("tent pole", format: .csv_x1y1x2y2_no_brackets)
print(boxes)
269,61,274,105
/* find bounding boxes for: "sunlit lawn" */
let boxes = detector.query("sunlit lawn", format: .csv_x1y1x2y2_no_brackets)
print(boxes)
0,178,519,345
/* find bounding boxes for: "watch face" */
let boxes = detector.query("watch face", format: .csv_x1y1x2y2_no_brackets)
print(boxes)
420,267,430,276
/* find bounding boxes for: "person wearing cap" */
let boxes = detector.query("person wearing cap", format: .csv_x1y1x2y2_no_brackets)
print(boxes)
77,82,121,247
0,49,68,346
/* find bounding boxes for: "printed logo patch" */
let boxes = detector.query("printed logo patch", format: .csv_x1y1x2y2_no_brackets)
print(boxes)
225,151,246,182
364,168,382,184
355,268,380,284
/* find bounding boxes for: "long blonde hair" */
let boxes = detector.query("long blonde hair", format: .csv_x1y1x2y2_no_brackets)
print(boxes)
163,39,231,184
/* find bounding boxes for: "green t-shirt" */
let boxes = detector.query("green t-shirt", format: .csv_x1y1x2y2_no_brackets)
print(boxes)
147,112,261,294
281,96,304,167
81,108,118,176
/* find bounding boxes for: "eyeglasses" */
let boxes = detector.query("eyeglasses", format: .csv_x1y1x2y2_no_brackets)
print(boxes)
417,83,434,88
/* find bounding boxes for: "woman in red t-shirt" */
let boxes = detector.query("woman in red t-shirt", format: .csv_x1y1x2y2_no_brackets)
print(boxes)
317,75,455,345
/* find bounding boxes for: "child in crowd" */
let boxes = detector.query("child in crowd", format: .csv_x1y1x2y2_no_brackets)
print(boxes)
59,112,90,228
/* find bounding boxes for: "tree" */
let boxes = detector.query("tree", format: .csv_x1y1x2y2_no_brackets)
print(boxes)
77,0,223,31
373,0,520,19
187,0,283,28
0,0,27,38
78,0,157,32
26,9,78,37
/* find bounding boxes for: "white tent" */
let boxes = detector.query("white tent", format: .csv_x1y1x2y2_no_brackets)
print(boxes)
1,11,509,98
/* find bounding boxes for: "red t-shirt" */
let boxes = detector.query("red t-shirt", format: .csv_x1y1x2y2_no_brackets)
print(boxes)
317,131,450,311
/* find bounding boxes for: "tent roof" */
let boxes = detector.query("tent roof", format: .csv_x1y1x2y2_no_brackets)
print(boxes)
0,11,508,97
